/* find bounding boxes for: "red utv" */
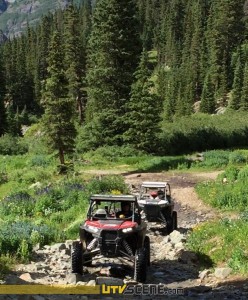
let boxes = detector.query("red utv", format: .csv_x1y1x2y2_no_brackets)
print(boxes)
71,195,150,283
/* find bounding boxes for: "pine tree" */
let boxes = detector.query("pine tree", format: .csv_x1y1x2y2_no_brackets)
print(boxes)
79,0,92,49
64,2,86,123
0,47,6,135
240,62,248,111
200,72,215,113
230,49,243,110
5,105,22,136
124,50,161,152
41,30,76,165
35,14,54,108
3,39,18,111
158,67,177,122
85,0,141,146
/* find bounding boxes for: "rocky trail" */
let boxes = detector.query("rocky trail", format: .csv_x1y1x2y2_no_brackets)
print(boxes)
1,171,248,300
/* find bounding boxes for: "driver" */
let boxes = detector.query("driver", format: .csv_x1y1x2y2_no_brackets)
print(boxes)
116,202,132,218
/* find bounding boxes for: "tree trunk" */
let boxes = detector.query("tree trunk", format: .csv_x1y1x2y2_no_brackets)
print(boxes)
59,147,65,165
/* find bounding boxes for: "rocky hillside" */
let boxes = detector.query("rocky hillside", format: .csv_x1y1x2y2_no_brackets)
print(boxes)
0,0,78,38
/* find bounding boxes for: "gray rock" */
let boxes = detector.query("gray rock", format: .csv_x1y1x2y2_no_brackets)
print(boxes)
169,230,186,244
76,281,87,286
214,267,232,279
153,272,165,277
66,273,83,284
19,273,34,282
199,269,211,281
51,243,67,251
86,280,96,286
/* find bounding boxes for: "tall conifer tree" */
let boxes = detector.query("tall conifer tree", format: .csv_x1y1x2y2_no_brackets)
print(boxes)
85,0,141,146
64,2,86,123
0,48,6,135
124,50,161,152
200,72,215,113
230,49,243,110
42,30,76,165
240,62,248,111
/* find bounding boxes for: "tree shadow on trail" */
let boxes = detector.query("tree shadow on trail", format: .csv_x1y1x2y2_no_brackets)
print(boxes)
120,157,193,176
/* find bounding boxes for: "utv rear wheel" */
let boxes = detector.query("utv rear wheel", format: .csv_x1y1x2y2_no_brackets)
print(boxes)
173,211,178,230
167,212,177,234
144,236,150,266
134,248,147,283
71,241,83,274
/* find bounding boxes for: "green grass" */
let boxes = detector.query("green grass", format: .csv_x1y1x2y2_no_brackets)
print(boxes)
187,218,248,274
195,163,248,211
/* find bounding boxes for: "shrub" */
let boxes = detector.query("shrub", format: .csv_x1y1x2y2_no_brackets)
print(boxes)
237,165,248,182
28,155,50,167
0,221,56,260
0,169,8,184
0,135,28,155
229,152,246,164
218,166,239,183
198,150,230,168
0,191,35,217
0,255,15,278
87,175,128,194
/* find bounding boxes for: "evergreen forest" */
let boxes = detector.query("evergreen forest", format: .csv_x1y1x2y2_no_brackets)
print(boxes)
1,0,248,160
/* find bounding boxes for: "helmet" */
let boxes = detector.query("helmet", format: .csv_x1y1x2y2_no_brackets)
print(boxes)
150,191,158,198
119,214,125,219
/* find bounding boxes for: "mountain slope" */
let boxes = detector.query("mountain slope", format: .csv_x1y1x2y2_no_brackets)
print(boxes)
0,0,83,38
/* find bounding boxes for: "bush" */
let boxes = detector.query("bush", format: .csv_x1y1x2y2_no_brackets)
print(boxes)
237,165,248,182
218,166,239,183
229,152,246,164
87,175,128,194
0,221,56,260
28,155,50,167
198,150,230,168
0,134,28,155
0,191,36,217
0,169,8,184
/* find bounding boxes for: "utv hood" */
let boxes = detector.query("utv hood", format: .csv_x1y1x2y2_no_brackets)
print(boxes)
85,219,137,230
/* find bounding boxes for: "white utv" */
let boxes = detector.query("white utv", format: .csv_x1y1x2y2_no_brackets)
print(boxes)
137,182,177,234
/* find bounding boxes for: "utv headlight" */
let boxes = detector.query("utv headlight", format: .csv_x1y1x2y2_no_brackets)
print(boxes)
86,225,100,234
122,227,133,233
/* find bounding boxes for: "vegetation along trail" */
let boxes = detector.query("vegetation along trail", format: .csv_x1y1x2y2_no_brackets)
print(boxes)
2,170,248,300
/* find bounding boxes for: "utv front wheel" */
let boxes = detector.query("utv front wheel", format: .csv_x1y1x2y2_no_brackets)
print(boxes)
83,252,92,267
71,241,83,274
173,211,178,230
134,248,147,283
144,236,150,266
